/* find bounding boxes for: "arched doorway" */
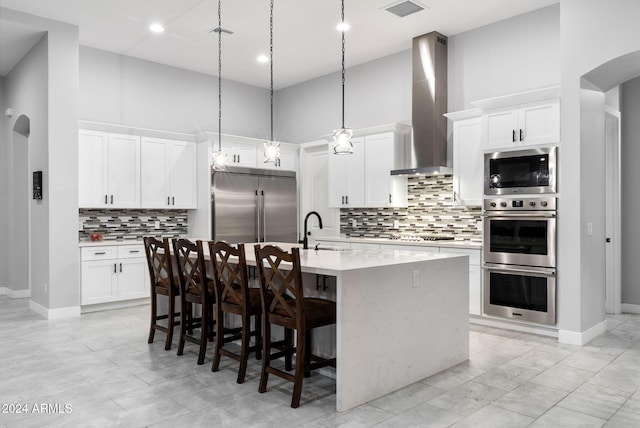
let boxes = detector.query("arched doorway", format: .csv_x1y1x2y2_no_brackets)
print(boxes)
11,115,31,296
581,51,640,314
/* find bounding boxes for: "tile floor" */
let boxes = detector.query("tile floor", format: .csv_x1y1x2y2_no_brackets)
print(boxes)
0,295,639,427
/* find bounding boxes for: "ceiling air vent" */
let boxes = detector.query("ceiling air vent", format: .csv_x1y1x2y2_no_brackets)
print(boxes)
384,1,426,18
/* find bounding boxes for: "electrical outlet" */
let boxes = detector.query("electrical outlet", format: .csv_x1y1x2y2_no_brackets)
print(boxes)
44,283,48,294
154,220,161,229
412,270,420,288
393,220,400,229
587,222,593,235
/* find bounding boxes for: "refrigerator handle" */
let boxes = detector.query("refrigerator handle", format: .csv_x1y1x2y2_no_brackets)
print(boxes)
255,190,260,242
261,190,266,242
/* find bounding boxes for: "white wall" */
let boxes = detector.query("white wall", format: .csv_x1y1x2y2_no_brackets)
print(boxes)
559,0,640,334
0,76,6,289
621,76,640,305
79,47,270,139
275,5,560,144
3,7,80,313
448,4,560,111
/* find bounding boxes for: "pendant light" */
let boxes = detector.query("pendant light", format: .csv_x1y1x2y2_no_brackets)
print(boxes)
263,0,280,164
212,0,228,171
333,0,353,155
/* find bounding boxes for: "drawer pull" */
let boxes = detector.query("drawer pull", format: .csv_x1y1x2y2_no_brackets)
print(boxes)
129,250,140,253
94,252,106,255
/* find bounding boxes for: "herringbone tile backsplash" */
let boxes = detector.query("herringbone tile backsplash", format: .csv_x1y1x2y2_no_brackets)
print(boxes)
340,175,482,242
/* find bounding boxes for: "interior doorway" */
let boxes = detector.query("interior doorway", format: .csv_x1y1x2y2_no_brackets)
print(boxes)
12,115,31,296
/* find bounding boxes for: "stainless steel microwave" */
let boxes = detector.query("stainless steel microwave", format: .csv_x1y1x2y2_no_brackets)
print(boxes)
484,147,557,195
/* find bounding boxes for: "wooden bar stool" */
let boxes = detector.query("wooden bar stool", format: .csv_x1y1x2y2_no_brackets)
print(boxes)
209,241,263,384
254,244,336,408
173,238,215,365
143,237,181,351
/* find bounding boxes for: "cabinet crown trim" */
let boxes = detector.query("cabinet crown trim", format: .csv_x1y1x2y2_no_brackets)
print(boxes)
470,86,560,111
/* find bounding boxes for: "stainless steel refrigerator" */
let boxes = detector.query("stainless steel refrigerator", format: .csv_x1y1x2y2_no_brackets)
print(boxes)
212,167,297,244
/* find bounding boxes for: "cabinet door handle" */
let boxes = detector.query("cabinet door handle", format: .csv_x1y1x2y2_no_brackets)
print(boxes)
114,263,117,273
119,263,122,273
520,129,524,141
512,130,516,142
389,194,392,204
105,194,108,204
341,196,344,205
172,196,175,205
238,154,240,162
346,195,349,204
167,196,171,205
110,195,114,204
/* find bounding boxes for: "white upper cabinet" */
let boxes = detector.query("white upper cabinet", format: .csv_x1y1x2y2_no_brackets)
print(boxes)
328,126,410,208
141,137,197,209
221,143,257,168
328,137,365,208
79,130,140,208
445,109,483,206
255,145,297,171
472,86,560,151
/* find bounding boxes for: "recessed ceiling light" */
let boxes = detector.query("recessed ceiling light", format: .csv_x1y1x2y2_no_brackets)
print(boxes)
336,22,350,32
257,54,269,63
149,23,165,33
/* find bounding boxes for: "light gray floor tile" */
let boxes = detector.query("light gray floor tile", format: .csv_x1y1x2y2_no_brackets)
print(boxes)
493,383,567,418
559,348,619,372
605,396,640,428
368,381,446,414
422,362,485,390
529,406,607,428
452,404,534,428
530,363,594,392
299,404,394,427
375,402,464,428
508,344,574,372
427,381,507,416
587,363,640,394
472,363,539,391
557,382,630,420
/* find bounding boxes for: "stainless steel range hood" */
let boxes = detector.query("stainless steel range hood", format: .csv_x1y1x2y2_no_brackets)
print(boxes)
391,31,452,176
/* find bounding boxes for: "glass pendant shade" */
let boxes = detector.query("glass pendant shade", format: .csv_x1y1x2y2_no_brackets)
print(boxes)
263,140,280,163
333,127,353,154
212,149,228,171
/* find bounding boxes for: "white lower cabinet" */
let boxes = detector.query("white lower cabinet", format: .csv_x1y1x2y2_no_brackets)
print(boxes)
81,245,149,306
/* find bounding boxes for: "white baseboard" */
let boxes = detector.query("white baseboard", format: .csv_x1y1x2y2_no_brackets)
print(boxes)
0,287,31,298
558,319,608,346
29,300,81,319
81,298,149,313
469,316,558,338
621,303,640,314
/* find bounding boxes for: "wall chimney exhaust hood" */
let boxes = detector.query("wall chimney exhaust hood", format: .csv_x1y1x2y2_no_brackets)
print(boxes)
391,31,452,176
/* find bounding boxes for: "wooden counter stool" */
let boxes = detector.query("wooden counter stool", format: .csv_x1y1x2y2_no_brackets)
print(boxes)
144,237,181,351
209,241,263,384
254,244,336,408
173,238,215,365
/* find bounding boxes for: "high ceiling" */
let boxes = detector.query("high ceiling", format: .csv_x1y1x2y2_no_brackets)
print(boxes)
0,0,559,88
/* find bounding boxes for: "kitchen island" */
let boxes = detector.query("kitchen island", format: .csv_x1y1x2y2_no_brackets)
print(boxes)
242,242,470,411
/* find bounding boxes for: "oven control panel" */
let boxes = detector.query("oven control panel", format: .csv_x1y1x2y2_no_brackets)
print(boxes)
484,197,556,211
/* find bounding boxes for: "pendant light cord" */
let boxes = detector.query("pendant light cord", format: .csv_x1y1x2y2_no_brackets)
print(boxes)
270,0,274,142
217,0,222,152
341,0,346,129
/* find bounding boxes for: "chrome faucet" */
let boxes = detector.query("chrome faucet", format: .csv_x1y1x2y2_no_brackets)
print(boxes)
301,211,323,250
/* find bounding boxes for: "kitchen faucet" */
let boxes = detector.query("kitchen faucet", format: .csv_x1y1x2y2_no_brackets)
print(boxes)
301,211,323,249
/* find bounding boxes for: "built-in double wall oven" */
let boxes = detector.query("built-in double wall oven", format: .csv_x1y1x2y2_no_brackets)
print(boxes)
482,197,557,325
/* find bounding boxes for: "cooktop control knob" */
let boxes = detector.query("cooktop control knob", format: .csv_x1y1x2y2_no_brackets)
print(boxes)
529,201,536,207
500,202,507,208
489,202,497,207
540,200,548,207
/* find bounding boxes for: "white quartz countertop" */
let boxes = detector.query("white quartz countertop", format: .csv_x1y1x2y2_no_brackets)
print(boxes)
315,236,482,250
242,242,468,276
79,240,143,247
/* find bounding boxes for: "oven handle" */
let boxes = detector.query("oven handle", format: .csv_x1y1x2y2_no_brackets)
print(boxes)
483,264,556,276
482,212,556,218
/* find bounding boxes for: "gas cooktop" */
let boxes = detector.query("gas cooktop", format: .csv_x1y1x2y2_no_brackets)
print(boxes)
389,234,456,242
